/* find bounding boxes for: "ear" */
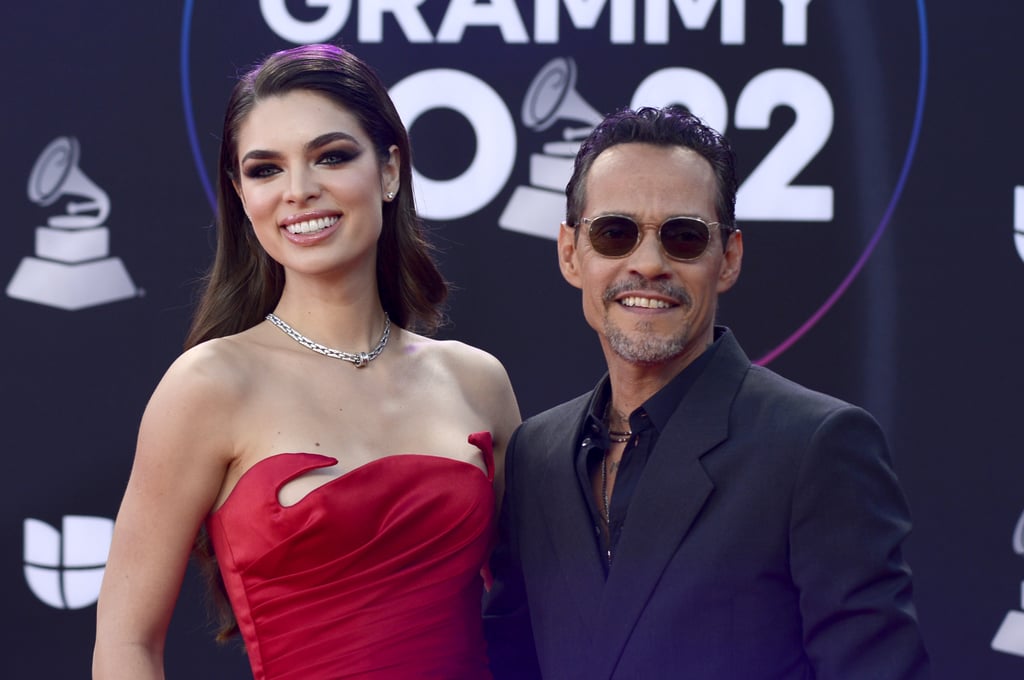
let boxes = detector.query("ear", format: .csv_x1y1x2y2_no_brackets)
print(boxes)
557,222,583,289
716,228,743,293
381,144,400,198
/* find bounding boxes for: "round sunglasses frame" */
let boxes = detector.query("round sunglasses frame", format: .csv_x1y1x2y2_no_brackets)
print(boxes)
579,214,724,262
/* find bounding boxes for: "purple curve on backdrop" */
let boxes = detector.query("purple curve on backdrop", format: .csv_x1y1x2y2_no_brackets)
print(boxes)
754,1,928,365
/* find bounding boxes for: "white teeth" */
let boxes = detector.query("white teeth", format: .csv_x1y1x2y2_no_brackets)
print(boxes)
285,215,339,234
620,296,672,309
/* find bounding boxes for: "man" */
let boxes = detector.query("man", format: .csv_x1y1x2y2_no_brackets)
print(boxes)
484,106,928,679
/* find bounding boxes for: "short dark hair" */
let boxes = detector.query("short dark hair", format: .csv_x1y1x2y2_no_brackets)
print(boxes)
565,105,738,247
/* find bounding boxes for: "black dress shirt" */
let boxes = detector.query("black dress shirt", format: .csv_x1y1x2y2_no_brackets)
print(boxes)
574,334,722,574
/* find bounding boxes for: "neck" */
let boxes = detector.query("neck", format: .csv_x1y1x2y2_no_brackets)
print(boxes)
601,336,711,416
604,354,699,422
604,402,632,432
272,288,388,350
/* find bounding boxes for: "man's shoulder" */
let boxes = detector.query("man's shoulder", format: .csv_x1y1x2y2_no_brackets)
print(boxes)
735,363,873,431
525,391,592,421
713,328,867,416
694,329,853,419
517,391,591,434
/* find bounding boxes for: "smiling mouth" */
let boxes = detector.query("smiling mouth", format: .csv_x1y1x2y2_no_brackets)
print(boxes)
285,215,340,235
619,296,675,309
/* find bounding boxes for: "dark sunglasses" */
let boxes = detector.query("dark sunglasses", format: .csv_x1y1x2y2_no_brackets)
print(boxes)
580,214,723,261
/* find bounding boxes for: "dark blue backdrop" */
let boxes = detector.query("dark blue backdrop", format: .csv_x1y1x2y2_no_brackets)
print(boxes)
2,2,1022,677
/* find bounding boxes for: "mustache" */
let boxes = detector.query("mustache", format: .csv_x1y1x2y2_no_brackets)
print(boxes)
603,277,691,306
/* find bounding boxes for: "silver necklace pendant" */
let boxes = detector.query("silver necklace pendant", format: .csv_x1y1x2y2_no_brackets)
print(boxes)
265,312,391,367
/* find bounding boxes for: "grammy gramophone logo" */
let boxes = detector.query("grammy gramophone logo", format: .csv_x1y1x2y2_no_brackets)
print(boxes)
7,136,137,310
992,507,1024,658
499,57,603,239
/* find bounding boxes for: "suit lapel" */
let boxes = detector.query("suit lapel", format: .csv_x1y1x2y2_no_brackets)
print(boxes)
535,392,607,641
594,332,751,676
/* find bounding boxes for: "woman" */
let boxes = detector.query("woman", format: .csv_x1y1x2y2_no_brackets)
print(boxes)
93,44,520,679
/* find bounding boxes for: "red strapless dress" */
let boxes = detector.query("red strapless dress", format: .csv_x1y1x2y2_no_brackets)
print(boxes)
206,432,496,679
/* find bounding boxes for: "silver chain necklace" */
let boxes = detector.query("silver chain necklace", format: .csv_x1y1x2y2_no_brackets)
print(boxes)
265,312,391,368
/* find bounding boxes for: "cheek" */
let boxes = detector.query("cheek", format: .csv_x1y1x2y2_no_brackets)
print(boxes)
579,270,612,318
582,290,603,318
247,221,277,254
686,272,724,314
238,184,274,218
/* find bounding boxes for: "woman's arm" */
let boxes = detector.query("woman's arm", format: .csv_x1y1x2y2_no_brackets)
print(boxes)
92,346,238,679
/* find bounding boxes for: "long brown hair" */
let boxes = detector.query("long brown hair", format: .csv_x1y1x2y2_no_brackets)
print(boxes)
186,43,446,350
187,44,448,642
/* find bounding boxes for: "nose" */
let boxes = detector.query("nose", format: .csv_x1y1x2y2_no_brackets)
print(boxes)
284,167,321,204
627,224,672,278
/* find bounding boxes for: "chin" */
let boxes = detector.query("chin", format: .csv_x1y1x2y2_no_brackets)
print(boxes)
607,333,689,365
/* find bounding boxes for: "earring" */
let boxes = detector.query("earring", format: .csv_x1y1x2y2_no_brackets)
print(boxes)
385,191,396,201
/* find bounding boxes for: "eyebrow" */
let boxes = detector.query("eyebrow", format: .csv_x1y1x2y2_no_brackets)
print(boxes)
240,131,361,164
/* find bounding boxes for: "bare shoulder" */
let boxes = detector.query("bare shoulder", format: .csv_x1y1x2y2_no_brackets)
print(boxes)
407,333,511,391
160,334,255,399
399,332,518,419
414,333,519,424
140,332,266,456
398,332,521,495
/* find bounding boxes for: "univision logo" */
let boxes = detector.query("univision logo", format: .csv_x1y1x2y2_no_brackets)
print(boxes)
1015,187,1024,264
24,515,113,609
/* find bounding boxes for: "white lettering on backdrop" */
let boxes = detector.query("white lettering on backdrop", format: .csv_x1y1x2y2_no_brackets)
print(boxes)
260,0,830,226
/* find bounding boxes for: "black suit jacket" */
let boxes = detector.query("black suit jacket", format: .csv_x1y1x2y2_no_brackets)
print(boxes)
484,329,928,679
